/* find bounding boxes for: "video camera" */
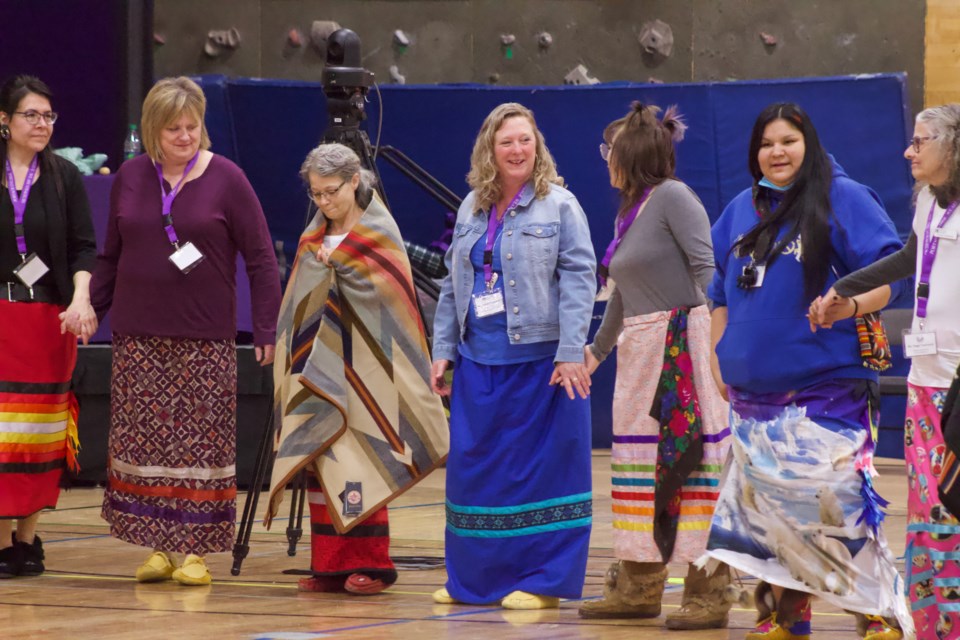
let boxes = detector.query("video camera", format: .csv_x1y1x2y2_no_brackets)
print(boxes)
322,28,375,132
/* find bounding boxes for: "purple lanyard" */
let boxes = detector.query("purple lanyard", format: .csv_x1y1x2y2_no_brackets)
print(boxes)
917,198,959,319
5,156,39,257
598,187,652,286
155,152,200,247
483,185,526,288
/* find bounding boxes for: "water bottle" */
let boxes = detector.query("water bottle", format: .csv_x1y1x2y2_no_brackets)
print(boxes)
123,124,141,161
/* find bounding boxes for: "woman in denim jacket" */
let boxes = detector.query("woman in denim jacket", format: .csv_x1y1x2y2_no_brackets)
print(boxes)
430,102,596,609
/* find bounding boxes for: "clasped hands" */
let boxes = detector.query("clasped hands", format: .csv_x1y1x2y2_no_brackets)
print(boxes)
58,300,98,345
807,286,858,333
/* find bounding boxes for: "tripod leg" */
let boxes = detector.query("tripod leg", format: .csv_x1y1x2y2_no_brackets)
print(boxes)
231,377,275,576
286,470,306,556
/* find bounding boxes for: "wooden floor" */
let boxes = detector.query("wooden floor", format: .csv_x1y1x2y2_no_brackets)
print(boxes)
0,453,910,640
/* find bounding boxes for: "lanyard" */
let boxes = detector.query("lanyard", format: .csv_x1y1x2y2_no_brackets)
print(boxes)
598,187,652,285
483,185,526,288
5,156,39,258
917,198,959,319
155,152,200,248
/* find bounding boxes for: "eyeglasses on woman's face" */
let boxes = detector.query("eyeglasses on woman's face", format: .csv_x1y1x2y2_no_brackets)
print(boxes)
13,110,58,126
308,179,348,202
909,135,938,154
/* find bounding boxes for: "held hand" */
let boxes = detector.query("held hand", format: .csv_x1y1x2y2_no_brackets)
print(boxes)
808,286,855,332
59,300,98,345
583,345,600,375
549,361,591,400
255,344,275,366
431,359,452,397
316,245,332,266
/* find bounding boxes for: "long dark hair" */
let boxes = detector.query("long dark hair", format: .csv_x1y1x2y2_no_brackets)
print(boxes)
733,102,834,301
0,75,63,198
605,101,687,216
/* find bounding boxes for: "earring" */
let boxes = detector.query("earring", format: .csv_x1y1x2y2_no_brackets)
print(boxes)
0,124,9,140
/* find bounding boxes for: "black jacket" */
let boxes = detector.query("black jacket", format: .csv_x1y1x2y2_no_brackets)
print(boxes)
32,155,97,304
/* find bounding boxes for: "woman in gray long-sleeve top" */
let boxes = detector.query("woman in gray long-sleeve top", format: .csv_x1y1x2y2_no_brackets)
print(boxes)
578,102,732,630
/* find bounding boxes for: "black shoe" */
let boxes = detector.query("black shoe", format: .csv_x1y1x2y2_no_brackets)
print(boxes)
0,542,23,578
15,533,44,576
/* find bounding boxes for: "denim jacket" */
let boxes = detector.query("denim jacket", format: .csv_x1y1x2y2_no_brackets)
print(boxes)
432,182,596,363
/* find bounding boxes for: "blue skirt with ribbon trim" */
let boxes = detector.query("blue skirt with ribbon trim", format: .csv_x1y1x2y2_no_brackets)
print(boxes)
444,355,593,603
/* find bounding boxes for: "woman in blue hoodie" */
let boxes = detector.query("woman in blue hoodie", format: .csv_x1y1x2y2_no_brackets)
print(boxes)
702,103,910,640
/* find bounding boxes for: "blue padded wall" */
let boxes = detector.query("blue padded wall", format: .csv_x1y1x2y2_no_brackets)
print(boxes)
196,74,914,456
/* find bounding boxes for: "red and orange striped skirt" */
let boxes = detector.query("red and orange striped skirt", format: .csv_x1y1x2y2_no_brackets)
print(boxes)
0,300,79,518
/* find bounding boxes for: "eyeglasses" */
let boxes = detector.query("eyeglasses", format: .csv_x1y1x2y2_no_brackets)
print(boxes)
308,179,347,202
909,135,938,153
13,110,58,126
599,142,611,161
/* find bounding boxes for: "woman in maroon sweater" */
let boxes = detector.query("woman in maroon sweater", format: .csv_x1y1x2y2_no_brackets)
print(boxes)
91,77,281,586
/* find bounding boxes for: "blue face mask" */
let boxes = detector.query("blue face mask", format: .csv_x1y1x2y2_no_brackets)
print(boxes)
759,176,793,192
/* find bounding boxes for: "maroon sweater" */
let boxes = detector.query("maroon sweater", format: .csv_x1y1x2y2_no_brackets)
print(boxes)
91,154,280,345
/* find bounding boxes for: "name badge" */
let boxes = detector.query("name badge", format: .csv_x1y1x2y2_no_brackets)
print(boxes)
169,241,205,273
933,227,958,241
902,329,938,358
473,288,505,318
13,252,50,287
751,264,766,287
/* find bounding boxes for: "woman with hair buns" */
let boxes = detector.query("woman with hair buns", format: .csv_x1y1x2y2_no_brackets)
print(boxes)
704,102,909,640
811,104,960,639
577,102,732,629
92,76,281,586
431,102,596,610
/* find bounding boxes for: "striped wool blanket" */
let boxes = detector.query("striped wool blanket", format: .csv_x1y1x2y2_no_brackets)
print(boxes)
266,195,448,533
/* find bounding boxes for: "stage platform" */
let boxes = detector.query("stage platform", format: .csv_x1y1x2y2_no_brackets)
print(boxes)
0,454,910,639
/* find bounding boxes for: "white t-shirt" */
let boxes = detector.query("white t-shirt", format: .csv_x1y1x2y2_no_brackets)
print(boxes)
323,233,348,251
908,187,960,387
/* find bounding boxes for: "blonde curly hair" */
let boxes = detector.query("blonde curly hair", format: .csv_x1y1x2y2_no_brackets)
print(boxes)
467,103,563,212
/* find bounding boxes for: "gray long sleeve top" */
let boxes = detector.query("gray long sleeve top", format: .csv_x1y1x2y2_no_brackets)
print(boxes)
834,231,917,296
590,179,714,362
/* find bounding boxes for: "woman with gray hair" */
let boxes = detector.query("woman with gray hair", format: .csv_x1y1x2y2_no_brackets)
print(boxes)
266,143,448,596
811,104,960,637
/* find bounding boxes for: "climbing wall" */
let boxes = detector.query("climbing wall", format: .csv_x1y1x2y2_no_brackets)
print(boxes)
153,0,926,111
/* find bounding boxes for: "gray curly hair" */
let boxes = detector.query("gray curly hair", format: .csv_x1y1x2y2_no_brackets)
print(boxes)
916,104,960,206
300,142,377,207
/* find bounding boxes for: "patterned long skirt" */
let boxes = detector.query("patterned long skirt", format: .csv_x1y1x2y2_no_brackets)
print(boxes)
904,382,960,640
101,335,237,554
610,305,730,563
444,355,592,604
306,478,397,583
703,380,913,635
0,300,78,518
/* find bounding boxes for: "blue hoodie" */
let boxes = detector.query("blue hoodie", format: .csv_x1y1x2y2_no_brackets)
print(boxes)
708,158,905,394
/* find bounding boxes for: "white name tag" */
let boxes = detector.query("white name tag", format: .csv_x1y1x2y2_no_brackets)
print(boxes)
902,329,938,358
934,227,958,241
13,252,50,287
751,264,766,288
169,241,205,273
473,289,505,318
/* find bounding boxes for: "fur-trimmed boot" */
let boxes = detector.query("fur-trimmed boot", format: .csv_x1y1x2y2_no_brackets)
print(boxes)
745,582,812,640
578,561,668,619
852,612,903,640
664,563,732,630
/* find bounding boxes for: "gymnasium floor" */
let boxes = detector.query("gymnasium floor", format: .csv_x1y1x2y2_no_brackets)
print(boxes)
0,453,910,639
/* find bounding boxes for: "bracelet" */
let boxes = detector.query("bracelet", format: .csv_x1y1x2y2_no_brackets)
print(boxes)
851,296,859,316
